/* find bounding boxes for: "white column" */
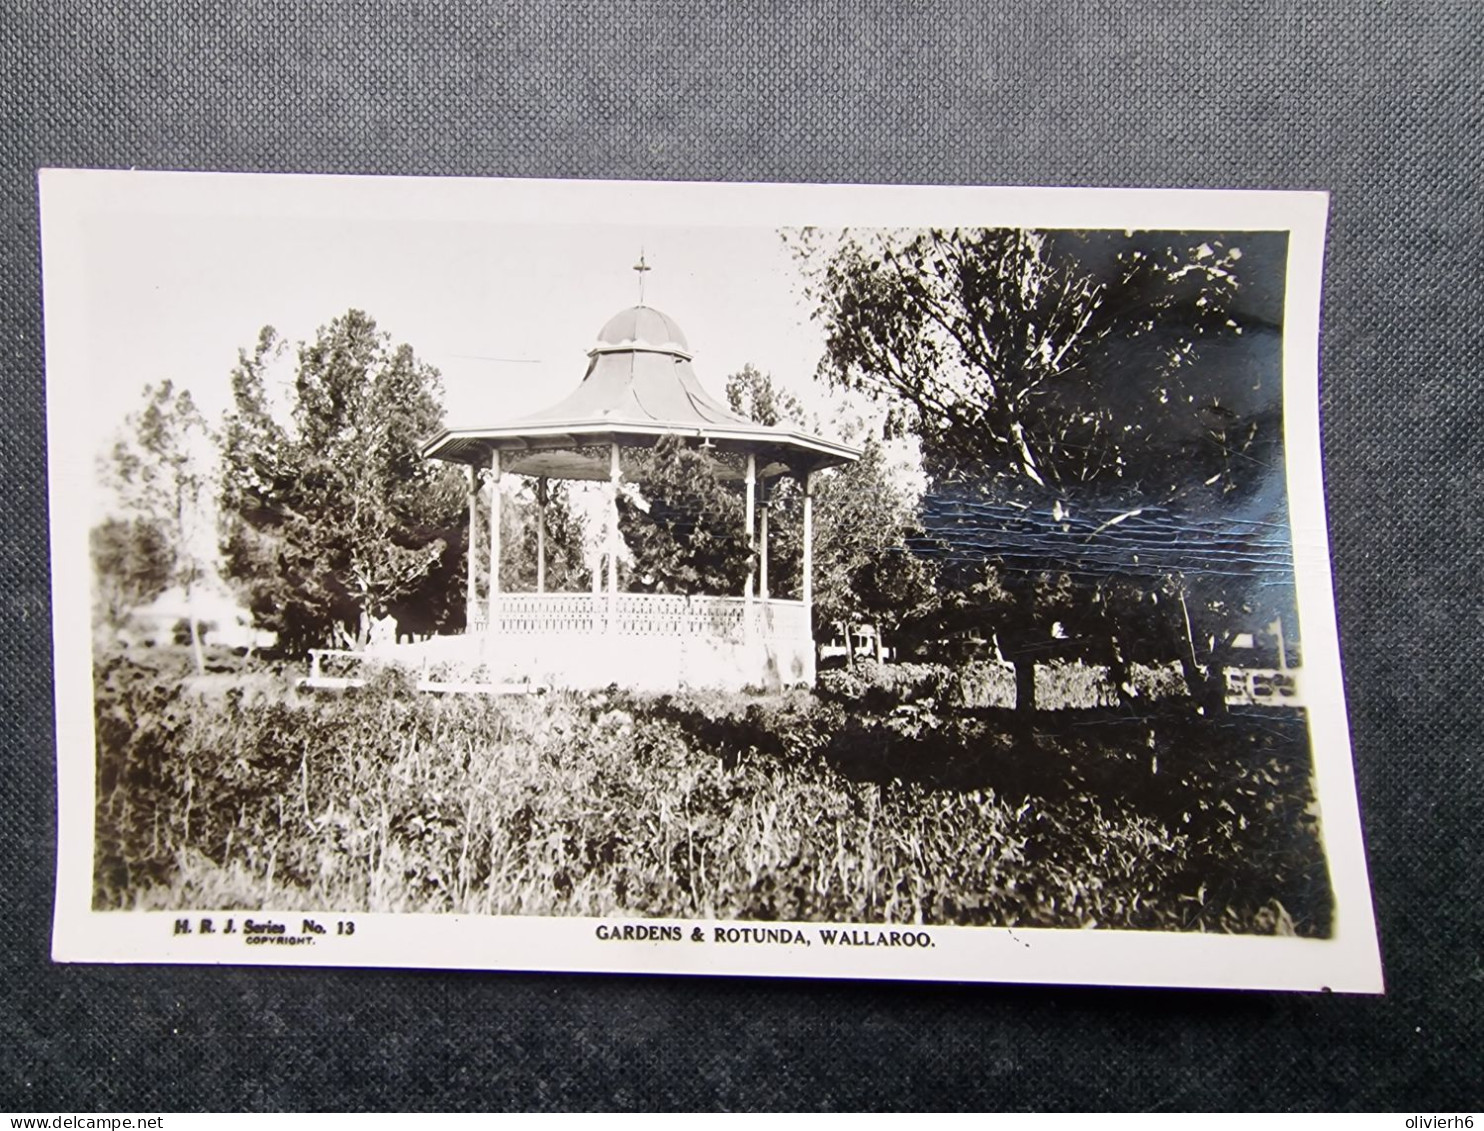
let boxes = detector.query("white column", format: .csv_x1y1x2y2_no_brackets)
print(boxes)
487,448,501,631
536,476,547,595
801,471,817,686
802,470,814,611
744,453,756,601
744,453,756,641
607,443,620,631
465,462,479,629
759,481,769,601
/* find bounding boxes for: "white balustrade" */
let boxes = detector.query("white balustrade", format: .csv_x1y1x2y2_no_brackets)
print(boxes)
755,598,811,642
498,592,599,634
319,594,816,692
482,592,810,643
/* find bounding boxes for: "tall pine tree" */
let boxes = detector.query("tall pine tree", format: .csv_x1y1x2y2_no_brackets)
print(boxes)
219,312,466,651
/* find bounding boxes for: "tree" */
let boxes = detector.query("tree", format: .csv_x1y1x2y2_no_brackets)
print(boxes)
727,362,808,429
932,563,1081,711
618,434,749,595
89,516,171,632
508,478,589,594
469,476,590,599
106,380,218,672
848,543,940,660
810,438,938,662
1154,570,1295,714
798,227,1272,508
220,312,467,651
794,227,1295,701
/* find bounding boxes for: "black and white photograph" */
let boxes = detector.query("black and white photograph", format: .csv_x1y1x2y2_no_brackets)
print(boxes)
42,172,1380,990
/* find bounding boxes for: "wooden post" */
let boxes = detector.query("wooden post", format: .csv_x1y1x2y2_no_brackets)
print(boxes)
487,448,501,632
607,443,620,632
536,476,548,595
465,462,479,629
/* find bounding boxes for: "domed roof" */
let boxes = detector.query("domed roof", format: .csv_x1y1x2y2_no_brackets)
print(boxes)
422,297,862,480
592,305,691,358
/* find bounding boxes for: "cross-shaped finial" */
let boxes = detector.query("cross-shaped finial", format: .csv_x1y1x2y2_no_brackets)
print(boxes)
633,250,651,304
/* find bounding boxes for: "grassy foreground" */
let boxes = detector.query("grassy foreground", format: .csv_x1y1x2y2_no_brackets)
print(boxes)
92,650,1333,934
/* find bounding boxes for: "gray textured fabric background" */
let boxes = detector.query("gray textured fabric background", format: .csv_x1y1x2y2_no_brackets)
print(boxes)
3,0,1480,1112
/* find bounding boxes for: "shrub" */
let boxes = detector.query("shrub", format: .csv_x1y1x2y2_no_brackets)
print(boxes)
943,660,1017,709
1036,660,1120,709
1128,661,1189,701
817,661,952,710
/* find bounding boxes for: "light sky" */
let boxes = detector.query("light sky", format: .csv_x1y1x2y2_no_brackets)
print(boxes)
73,203,836,465
50,172,1328,479
44,171,1332,546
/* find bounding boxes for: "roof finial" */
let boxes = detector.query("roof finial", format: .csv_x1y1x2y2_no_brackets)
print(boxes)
633,249,651,305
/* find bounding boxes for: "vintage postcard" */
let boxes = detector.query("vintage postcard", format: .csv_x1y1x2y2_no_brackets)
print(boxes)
42,171,1382,991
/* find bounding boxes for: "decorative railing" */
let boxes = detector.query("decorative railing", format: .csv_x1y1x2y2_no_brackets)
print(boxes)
477,592,811,642
498,592,601,634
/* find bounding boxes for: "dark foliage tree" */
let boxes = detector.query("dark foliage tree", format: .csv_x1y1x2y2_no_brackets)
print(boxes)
219,312,466,651
1049,566,1294,715
725,364,810,602
796,226,1293,700
618,434,749,595
106,380,218,672
811,439,939,662
89,516,171,631
726,362,809,429
1081,574,1156,709
799,226,1274,507
1157,571,1296,714
481,476,590,595
848,543,941,659
930,563,1080,711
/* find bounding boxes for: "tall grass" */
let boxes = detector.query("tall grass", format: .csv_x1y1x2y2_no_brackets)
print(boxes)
92,651,1331,933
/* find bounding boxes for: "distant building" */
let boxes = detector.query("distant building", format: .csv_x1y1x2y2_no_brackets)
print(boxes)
118,583,275,652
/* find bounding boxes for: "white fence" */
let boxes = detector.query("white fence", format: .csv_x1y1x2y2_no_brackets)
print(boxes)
484,593,810,643
1224,667,1302,707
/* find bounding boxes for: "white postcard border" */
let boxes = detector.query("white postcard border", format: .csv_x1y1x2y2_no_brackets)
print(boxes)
41,171,1381,992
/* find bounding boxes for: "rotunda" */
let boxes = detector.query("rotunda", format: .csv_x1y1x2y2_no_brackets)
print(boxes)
416,302,860,691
